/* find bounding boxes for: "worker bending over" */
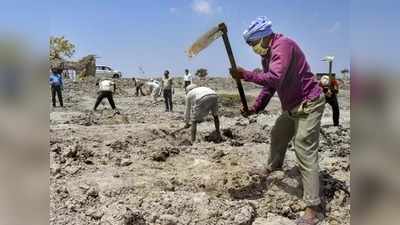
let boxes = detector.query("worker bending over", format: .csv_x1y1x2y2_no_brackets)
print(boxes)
320,75,340,126
146,79,161,101
184,84,221,143
133,78,146,96
94,78,119,113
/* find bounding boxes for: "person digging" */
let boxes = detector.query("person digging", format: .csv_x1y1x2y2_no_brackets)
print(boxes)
230,17,326,225
320,75,340,126
93,78,119,114
132,77,146,96
183,84,221,143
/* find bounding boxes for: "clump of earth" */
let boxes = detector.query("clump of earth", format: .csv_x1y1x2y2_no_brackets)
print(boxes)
50,77,350,225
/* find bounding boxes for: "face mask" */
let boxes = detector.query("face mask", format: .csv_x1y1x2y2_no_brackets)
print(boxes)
252,39,269,56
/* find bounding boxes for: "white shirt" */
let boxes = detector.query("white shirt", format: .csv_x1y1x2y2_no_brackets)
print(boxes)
99,80,115,92
185,87,216,122
184,72,192,82
70,70,76,81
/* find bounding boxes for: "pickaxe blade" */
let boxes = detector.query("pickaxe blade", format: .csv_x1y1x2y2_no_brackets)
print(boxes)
186,25,224,58
185,22,249,113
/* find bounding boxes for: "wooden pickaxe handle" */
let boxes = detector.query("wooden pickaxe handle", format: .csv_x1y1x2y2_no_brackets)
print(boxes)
218,23,249,113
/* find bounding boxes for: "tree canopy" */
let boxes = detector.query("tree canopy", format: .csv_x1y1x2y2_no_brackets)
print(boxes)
195,68,208,79
49,36,76,61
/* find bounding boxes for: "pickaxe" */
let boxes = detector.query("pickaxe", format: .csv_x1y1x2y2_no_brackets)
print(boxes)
186,23,249,113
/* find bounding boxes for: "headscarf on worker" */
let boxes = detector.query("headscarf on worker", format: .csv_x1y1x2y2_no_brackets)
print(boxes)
242,16,273,43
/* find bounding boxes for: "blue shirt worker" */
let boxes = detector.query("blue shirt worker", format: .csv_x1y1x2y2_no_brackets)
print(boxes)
49,68,64,107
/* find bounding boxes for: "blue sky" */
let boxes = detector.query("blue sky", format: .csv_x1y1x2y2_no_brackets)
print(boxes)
48,0,349,77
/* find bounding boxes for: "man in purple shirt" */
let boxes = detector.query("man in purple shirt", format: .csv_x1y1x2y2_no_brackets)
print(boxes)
230,17,325,225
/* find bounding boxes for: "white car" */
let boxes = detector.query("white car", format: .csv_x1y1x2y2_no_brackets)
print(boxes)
95,65,122,78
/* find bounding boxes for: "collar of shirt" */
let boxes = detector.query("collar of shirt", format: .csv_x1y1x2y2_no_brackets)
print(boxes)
261,33,283,71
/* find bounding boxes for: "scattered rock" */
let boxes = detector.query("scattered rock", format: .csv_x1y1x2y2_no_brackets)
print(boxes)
64,145,79,158
65,166,81,175
113,173,120,178
51,145,61,154
256,114,270,128
87,187,99,198
204,130,224,143
121,159,133,166
227,171,267,200
79,183,90,191
235,118,249,126
80,148,94,159
211,149,226,160
257,214,295,225
230,140,244,146
222,128,234,139
84,159,94,164
85,208,103,220
167,147,180,155
110,140,129,151
249,116,258,124
51,164,61,175
66,199,77,212
253,217,269,225
178,138,192,146
55,186,69,199
233,204,256,225
123,208,146,225
151,150,170,162
158,214,178,225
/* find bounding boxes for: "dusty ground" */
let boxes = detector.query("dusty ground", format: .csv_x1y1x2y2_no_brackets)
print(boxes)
50,77,350,225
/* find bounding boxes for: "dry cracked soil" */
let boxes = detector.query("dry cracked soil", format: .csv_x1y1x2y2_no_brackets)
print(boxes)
50,77,350,225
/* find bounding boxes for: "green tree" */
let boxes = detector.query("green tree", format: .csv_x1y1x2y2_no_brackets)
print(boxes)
195,68,208,79
49,36,75,61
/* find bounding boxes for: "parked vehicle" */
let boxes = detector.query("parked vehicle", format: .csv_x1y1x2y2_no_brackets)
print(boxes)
95,65,122,78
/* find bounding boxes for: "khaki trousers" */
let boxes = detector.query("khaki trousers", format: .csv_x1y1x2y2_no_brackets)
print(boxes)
267,96,326,206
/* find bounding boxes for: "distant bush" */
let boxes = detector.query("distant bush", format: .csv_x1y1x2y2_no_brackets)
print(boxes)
195,68,208,79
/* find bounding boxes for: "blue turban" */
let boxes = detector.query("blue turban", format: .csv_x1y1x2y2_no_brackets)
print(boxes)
243,16,273,43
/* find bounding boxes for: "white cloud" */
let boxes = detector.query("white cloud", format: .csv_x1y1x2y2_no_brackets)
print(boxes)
328,21,341,33
169,7,177,14
192,0,212,15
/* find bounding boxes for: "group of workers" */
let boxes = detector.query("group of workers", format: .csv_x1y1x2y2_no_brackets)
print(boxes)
132,69,193,112
49,16,343,225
